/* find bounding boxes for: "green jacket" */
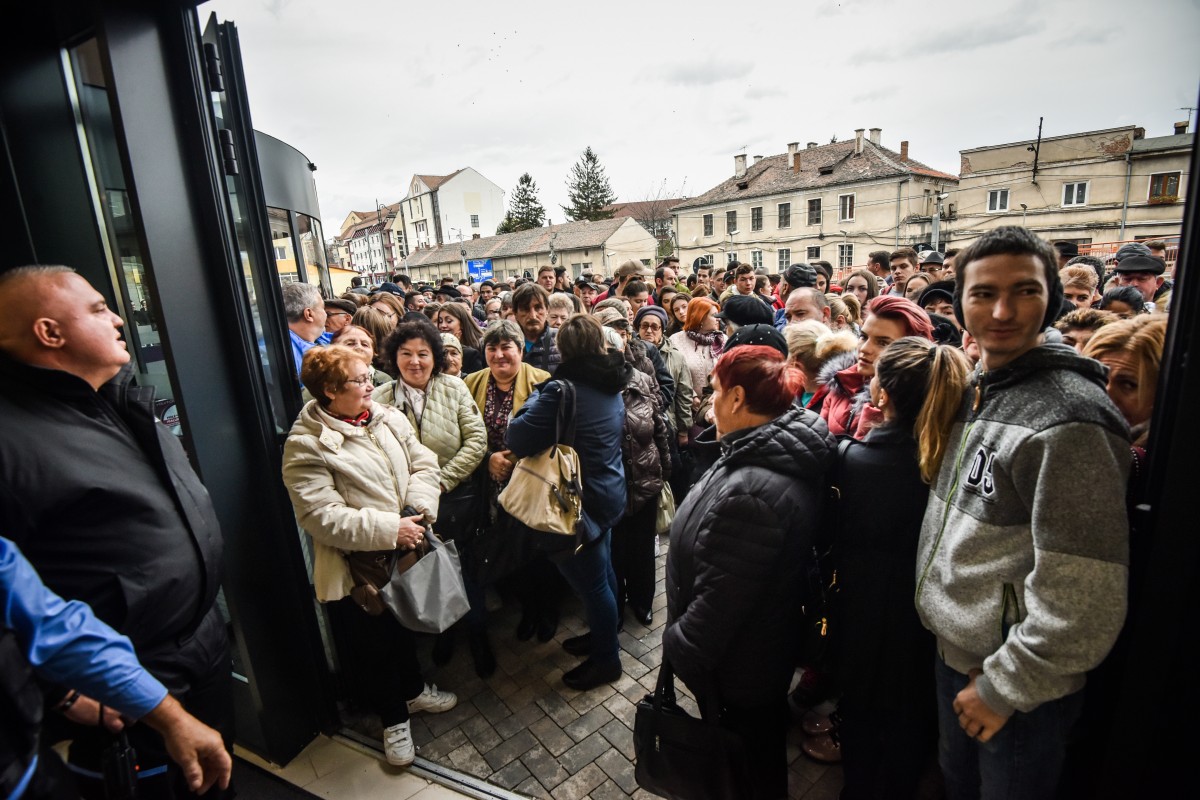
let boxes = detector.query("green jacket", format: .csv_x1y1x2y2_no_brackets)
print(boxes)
374,374,487,492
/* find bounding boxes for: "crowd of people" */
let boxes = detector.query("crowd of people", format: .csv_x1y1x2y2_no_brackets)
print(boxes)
0,224,1174,799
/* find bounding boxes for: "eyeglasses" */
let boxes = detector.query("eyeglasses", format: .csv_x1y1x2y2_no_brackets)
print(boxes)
344,376,372,387
638,321,662,332
328,311,352,319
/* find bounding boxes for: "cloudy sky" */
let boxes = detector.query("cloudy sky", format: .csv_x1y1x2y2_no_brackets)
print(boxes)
205,0,1199,236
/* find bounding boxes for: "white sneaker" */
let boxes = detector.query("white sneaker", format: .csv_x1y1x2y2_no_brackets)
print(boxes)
383,720,414,766
406,682,458,714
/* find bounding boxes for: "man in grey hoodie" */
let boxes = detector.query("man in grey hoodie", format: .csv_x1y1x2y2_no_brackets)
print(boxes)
915,227,1130,799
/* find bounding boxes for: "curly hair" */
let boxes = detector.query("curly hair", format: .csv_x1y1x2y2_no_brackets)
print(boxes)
380,319,446,379
300,345,364,407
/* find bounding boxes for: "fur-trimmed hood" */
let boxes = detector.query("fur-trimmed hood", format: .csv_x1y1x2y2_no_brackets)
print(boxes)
816,350,860,400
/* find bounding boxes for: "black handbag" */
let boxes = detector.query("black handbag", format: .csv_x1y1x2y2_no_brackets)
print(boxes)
435,475,482,543
633,661,750,800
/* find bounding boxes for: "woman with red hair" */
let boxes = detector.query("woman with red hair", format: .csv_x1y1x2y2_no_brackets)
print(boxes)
663,345,836,800
666,296,725,426
819,295,933,439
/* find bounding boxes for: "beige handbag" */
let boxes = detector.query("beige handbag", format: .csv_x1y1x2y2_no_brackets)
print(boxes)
499,380,583,536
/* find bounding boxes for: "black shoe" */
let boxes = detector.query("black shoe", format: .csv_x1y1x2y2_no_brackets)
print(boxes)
432,629,456,666
563,633,591,657
562,658,621,691
469,629,496,679
536,611,559,643
630,606,653,626
515,611,536,641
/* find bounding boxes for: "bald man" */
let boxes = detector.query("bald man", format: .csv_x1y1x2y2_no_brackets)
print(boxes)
0,265,232,798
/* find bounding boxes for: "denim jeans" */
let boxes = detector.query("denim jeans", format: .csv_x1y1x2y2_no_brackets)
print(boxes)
555,528,619,664
935,657,1083,800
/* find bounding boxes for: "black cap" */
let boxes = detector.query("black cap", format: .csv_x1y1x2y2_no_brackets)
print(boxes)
1113,254,1166,275
919,280,956,308
434,285,462,301
919,251,944,265
377,281,405,297
783,263,818,288
716,294,774,326
722,324,788,357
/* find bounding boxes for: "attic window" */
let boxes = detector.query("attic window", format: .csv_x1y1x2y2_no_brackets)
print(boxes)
818,165,834,176
736,180,749,190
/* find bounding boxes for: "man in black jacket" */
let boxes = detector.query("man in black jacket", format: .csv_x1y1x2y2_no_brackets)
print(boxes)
0,265,230,799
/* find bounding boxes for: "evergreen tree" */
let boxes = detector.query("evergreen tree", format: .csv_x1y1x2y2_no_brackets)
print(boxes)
499,173,545,234
562,146,616,222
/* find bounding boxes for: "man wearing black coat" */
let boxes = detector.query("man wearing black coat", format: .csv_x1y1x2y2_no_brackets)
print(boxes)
0,266,230,798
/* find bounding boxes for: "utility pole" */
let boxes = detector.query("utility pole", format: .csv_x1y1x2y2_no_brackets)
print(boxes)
931,194,943,252
1027,117,1044,185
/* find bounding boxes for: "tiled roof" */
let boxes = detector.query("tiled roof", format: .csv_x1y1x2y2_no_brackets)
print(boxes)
413,170,466,193
604,199,692,220
671,141,957,212
403,217,630,268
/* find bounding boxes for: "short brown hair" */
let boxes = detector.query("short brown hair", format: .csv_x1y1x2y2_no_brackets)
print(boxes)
890,247,919,266
512,282,550,313
537,265,555,277
734,263,754,276
300,345,363,407
556,314,606,361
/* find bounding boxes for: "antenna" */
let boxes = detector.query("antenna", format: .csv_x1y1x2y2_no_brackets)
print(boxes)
1182,106,1198,129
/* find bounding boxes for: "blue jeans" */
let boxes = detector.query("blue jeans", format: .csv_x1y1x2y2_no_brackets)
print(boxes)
935,657,1083,800
555,528,619,664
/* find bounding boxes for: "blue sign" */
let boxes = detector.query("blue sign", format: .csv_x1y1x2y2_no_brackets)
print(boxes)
467,259,493,280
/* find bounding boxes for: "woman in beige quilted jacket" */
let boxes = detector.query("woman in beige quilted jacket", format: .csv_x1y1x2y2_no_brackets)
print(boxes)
374,321,491,675
282,344,458,768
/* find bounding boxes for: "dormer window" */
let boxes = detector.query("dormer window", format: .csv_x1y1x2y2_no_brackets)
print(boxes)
818,165,834,176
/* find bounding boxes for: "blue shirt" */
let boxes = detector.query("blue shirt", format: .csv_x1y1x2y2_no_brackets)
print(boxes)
1,536,167,718
290,329,318,375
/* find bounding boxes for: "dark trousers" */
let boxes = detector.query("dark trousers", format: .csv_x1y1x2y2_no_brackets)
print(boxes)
328,597,425,727
697,695,789,800
839,696,937,800
611,499,658,616
68,651,234,800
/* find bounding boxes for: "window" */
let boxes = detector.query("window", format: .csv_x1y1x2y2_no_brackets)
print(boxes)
1149,172,1181,203
703,214,714,236
751,250,763,268
727,252,738,264
987,189,1009,212
808,199,821,225
751,207,763,231
274,245,286,260
1061,182,1088,207
778,248,791,269
838,243,854,268
839,193,855,222
697,254,714,267
470,214,480,227
726,210,737,233
807,245,821,259
778,202,791,228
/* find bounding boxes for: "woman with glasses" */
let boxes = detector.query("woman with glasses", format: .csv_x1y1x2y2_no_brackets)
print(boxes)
635,305,693,446
282,345,458,768
332,324,391,386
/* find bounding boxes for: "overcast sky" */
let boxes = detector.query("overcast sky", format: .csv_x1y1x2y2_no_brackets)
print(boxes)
204,0,1199,238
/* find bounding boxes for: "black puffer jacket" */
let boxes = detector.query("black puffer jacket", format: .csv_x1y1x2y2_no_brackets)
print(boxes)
664,406,835,707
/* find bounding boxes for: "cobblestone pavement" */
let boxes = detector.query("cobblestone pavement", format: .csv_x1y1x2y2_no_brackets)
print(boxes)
349,534,845,799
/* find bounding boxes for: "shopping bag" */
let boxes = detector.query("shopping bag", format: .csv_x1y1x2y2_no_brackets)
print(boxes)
381,530,470,633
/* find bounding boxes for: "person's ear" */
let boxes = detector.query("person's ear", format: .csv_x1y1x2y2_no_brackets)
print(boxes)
323,383,339,404
876,386,891,409
729,384,747,413
32,318,65,349
822,307,832,323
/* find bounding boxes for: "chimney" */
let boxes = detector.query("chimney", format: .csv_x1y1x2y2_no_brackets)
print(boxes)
1175,121,1189,135
734,153,747,178
753,154,763,164
854,128,865,155
807,141,819,149
869,127,882,145
900,140,909,160
787,142,799,172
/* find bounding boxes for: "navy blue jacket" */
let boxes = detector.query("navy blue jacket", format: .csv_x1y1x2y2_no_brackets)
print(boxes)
507,352,628,545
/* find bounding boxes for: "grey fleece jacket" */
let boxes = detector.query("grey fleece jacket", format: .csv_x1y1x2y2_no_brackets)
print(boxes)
915,344,1130,717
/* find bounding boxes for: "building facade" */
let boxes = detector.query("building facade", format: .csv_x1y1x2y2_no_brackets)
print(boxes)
402,167,505,251
672,129,958,275
402,217,658,284
953,124,1192,247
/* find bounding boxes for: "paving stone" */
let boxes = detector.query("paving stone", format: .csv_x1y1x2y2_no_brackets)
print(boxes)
788,766,814,800
637,626,663,649
537,690,582,727
423,701,479,738
550,762,607,800
489,758,533,790
502,681,540,714
617,631,650,658
791,751,829,785
520,743,571,790
602,692,638,728
493,703,545,739
515,776,554,799
595,746,638,794
568,682,617,715
482,727,538,771
591,778,630,800
529,713,576,756
618,650,650,680
559,732,614,775
459,713,502,754
564,705,614,742
799,766,845,800
486,672,521,700
651,593,667,611
409,716,433,746
446,741,491,779
418,727,468,761
598,718,635,761
472,687,513,726
638,644,663,669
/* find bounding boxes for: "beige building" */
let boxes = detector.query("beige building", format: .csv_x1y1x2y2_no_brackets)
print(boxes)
672,129,958,276
953,124,1192,247
402,168,505,252
402,217,658,285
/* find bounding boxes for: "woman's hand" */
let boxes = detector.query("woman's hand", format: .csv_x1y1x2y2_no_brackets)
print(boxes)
489,450,515,482
396,515,425,549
